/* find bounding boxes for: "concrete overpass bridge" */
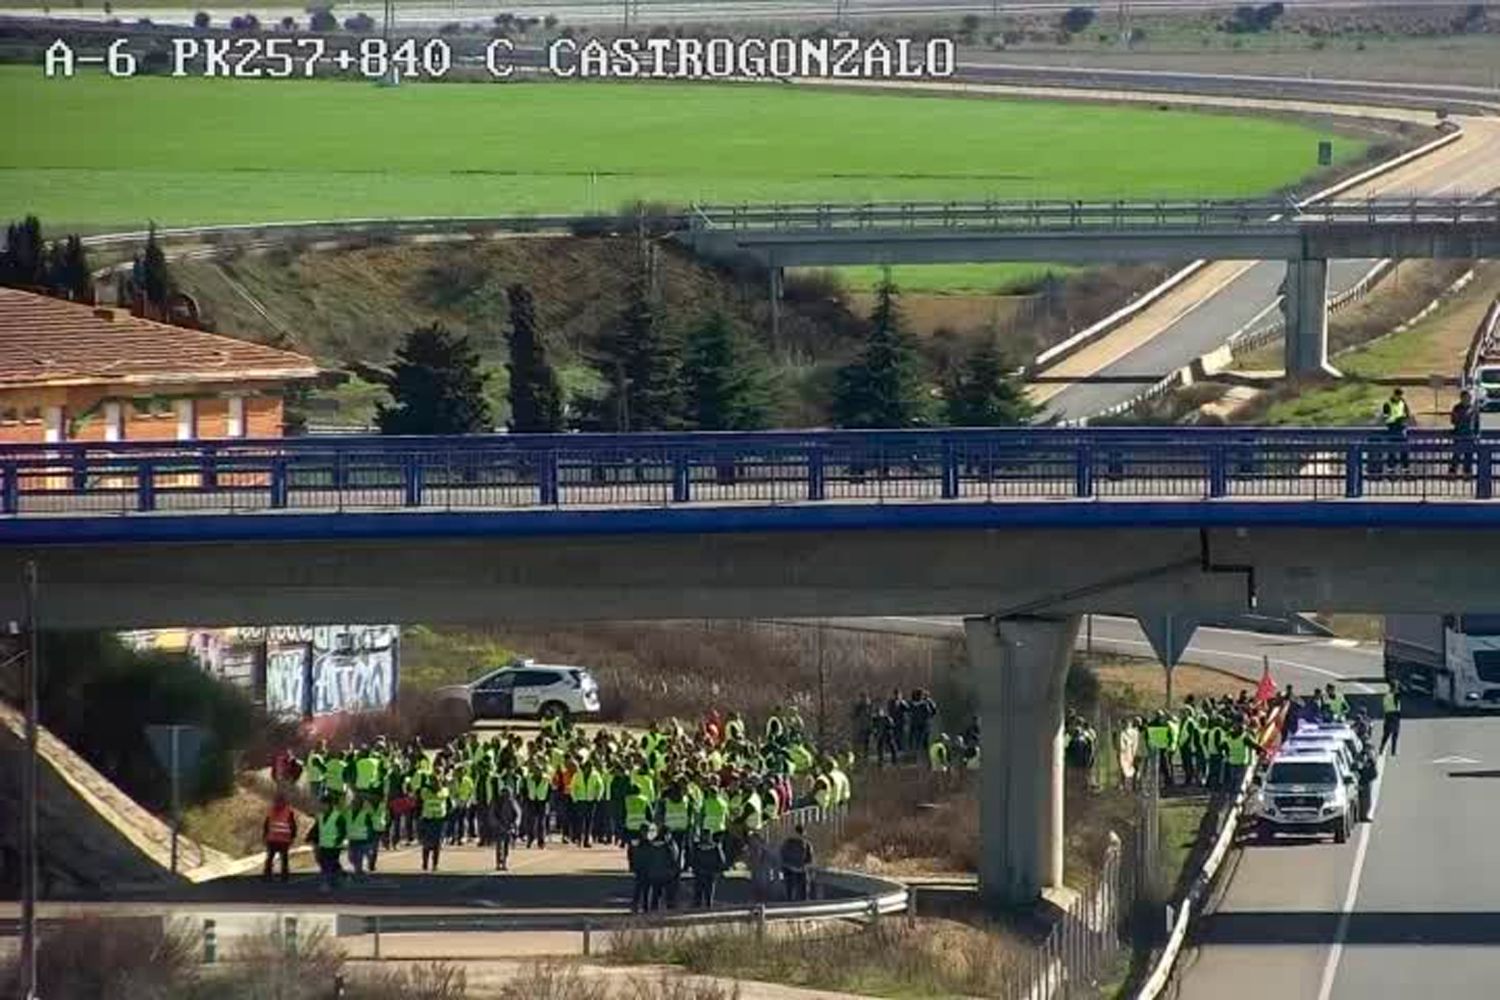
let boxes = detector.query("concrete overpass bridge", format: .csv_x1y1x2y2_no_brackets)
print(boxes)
681,196,1500,377
6,427,1500,906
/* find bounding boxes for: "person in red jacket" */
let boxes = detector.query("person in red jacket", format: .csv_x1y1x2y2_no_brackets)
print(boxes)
262,793,297,883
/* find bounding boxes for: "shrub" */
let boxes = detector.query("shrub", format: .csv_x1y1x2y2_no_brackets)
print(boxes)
0,917,196,1000
229,12,259,31
37,631,270,810
281,16,296,30
192,9,208,28
308,6,336,31
543,14,558,30
345,12,376,32
1059,6,1095,34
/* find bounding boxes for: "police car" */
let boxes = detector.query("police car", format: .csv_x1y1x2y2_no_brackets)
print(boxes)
437,658,602,725
1251,747,1355,844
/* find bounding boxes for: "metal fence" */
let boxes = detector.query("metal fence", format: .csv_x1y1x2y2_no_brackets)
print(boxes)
1,427,1497,517
1003,838,1135,1000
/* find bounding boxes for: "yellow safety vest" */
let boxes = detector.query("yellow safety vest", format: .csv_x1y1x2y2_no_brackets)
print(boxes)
664,797,690,832
317,810,344,849
420,787,449,820
348,804,373,841
624,793,650,831
355,755,380,791
701,794,728,833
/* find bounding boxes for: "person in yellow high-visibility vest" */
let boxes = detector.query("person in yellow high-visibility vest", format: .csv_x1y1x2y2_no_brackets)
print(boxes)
308,794,347,893
418,777,450,872
346,792,378,877
700,781,729,844
1145,712,1175,788
662,782,693,855
928,735,950,772
623,788,652,845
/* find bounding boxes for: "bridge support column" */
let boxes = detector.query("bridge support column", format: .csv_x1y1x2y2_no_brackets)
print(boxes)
1282,258,1338,378
965,613,1080,907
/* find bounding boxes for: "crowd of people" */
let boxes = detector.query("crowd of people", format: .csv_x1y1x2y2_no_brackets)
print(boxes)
850,688,979,770
1108,681,1388,794
262,706,853,911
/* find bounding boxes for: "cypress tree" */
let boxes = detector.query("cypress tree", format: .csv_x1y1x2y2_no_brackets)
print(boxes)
141,222,172,310
504,283,565,434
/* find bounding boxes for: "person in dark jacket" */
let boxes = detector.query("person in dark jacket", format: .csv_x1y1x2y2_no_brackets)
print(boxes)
1450,389,1480,476
627,826,654,914
907,689,937,757
645,827,682,911
689,833,727,909
492,787,521,871
885,689,909,753
779,824,814,902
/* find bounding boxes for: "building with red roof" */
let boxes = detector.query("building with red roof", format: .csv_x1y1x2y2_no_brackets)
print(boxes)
0,288,318,443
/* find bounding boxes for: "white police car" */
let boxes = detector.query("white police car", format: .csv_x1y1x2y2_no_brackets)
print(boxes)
438,658,602,725
1252,747,1354,844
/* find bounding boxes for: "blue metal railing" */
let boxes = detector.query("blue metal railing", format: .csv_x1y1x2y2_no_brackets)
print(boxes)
0,428,1494,517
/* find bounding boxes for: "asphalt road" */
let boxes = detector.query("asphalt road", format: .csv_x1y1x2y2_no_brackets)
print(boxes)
1,1,1481,29
1040,111,1500,420
831,615,1500,999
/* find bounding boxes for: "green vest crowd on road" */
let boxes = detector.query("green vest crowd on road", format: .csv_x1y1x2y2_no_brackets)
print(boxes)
274,704,857,896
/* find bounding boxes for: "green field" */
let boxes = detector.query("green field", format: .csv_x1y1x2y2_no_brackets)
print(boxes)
828,262,1079,296
0,68,1365,230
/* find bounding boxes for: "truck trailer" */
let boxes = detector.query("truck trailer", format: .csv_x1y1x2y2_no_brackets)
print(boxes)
1385,614,1500,708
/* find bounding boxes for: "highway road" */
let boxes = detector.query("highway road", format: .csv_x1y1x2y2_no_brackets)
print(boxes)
1,0,1483,29
825,615,1500,999
1038,111,1500,419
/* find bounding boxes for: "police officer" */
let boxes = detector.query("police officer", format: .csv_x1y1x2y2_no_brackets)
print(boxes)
1379,682,1402,757
1377,387,1412,476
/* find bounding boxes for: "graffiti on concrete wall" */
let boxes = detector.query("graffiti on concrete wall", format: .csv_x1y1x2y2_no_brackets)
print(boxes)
119,624,399,719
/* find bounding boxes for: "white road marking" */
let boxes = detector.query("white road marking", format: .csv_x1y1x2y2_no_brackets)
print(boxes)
1431,755,1480,765
1326,639,1360,649
1316,813,1374,1000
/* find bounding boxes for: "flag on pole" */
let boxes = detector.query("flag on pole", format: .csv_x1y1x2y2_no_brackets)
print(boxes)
1255,656,1276,703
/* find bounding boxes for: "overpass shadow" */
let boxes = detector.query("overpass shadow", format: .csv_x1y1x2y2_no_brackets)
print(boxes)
1192,910,1500,946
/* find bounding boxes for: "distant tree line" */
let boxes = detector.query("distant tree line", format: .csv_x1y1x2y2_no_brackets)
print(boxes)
377,249,1034,436
1,215,93,304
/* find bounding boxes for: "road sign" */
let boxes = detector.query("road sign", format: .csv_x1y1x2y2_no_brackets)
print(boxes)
144,724,204,874
1140,614,1199,708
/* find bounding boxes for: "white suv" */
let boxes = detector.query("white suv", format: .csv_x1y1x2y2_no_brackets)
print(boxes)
1253,749,1354,844
440,659,602,724
1476,365,1500,413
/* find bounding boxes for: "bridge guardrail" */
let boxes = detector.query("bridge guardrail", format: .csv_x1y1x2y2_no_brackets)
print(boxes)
1462,297,1500,390
0,428,1496,516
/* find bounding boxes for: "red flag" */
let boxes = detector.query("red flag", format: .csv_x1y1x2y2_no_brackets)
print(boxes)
1255,657,1276,703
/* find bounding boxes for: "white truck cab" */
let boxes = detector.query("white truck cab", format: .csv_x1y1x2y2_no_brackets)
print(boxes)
1253,748,1354,844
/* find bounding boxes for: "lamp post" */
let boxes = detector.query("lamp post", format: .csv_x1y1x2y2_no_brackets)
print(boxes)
19,560,40,1000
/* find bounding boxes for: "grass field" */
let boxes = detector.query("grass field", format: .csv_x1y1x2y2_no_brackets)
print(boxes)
0,68,1363,229
827,262,1078,296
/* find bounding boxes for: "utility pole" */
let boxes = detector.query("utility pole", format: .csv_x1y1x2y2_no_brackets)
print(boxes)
20,560,40,1000
816,625,827,749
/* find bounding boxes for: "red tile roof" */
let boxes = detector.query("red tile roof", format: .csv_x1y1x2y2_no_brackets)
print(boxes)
0,288,319,389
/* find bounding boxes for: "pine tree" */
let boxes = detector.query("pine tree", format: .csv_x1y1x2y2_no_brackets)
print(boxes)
51,235,93,303
0,216,45,290
830,274,931,428
682,312,774,431
595,254,684,432
943,337,1036,426
504,284,565,434
141,222,172,310
376,322,493,435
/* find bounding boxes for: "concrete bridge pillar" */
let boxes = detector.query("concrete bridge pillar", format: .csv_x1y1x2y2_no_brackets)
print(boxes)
965,613,1080,907
768,264,784,351
1282,257,1338,378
